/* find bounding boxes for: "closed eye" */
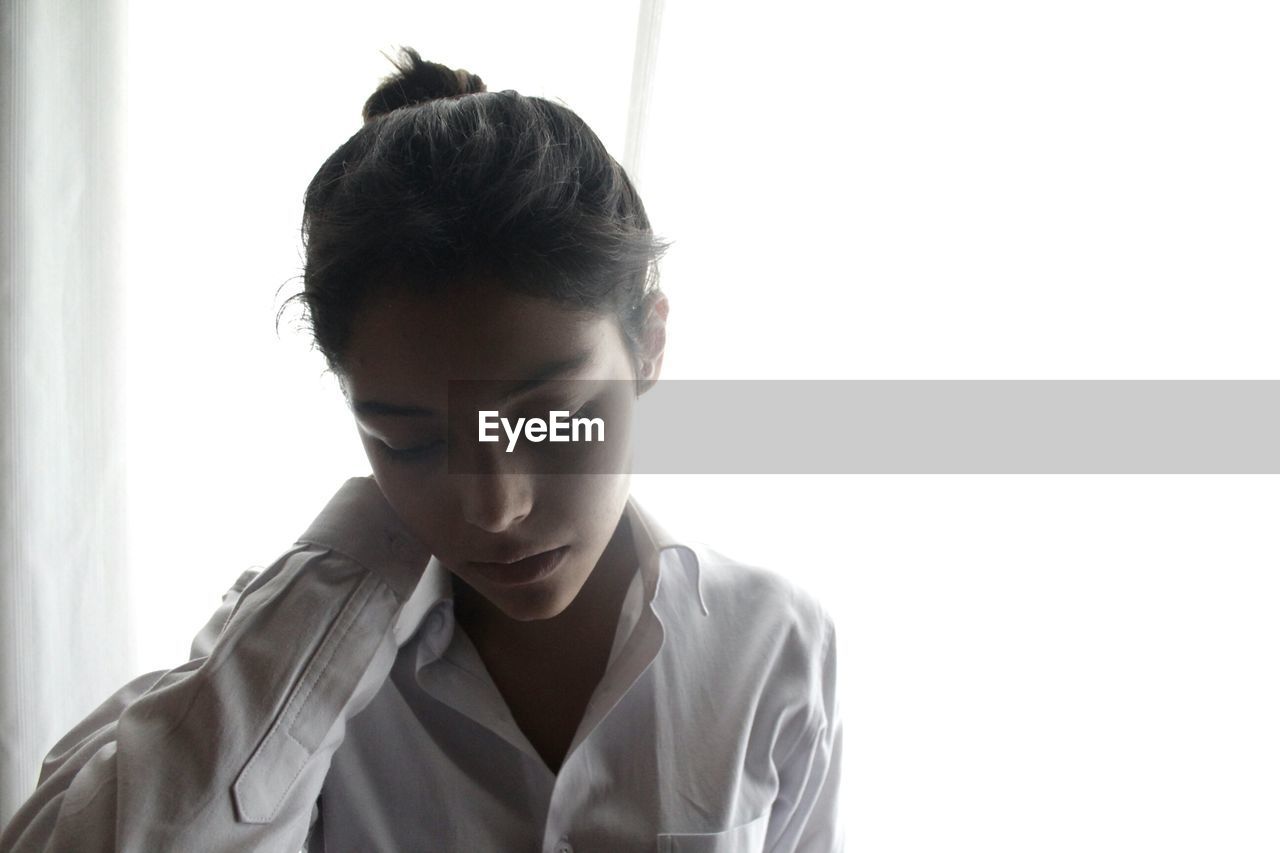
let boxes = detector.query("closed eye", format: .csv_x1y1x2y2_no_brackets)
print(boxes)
377,439,445,462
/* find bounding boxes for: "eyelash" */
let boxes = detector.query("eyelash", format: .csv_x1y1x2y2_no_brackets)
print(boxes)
378,440,445,463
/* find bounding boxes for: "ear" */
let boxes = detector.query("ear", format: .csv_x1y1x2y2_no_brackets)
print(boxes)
634,292,668,396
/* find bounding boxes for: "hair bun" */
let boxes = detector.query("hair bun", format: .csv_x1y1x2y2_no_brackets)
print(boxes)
361,47,487,122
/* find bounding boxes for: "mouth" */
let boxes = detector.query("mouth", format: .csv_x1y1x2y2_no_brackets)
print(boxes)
467,545,570,587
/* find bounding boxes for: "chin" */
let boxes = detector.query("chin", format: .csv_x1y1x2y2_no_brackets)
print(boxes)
503,605,568,623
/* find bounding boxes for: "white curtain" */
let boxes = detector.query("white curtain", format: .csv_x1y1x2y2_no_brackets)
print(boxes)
0,0,132,825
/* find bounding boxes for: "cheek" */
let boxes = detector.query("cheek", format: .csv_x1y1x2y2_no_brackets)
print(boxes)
537,469,632,547
547,385,636,475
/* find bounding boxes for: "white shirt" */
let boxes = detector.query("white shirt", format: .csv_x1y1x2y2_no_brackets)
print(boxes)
0,476,842,852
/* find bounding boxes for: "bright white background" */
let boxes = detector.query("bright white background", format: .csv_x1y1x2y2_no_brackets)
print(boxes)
122,1,1280,848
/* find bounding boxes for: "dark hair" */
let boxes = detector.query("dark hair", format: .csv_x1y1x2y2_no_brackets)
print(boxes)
278,47,670,380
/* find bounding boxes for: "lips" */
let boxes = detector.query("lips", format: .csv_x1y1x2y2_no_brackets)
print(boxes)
472,545,559,565
467,545,570,587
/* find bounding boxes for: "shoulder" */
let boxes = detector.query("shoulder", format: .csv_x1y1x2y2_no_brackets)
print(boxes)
692,542,834,628
681,540,837,666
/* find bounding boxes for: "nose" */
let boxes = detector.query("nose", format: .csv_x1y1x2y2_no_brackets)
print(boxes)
456,448,533,533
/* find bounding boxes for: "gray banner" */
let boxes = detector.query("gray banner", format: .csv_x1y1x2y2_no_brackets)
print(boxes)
443,380,1280,474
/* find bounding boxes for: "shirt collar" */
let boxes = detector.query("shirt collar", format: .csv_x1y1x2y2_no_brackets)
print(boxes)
413,492,707,668
625,491,707,617
294,477,707,660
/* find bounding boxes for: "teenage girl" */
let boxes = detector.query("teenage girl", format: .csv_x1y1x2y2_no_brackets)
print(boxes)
0,48,842,853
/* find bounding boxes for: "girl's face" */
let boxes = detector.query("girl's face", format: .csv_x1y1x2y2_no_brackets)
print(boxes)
340,277,665,622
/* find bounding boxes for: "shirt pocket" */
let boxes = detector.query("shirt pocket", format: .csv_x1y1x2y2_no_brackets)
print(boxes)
656,811,770,853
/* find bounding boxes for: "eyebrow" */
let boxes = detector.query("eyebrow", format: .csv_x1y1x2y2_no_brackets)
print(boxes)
352,351,594,418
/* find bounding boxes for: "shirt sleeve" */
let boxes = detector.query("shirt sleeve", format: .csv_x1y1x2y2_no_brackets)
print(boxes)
0,542,416,853
766,616,845,853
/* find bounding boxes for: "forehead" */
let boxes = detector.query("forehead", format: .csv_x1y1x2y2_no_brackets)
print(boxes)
342,280,620,397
